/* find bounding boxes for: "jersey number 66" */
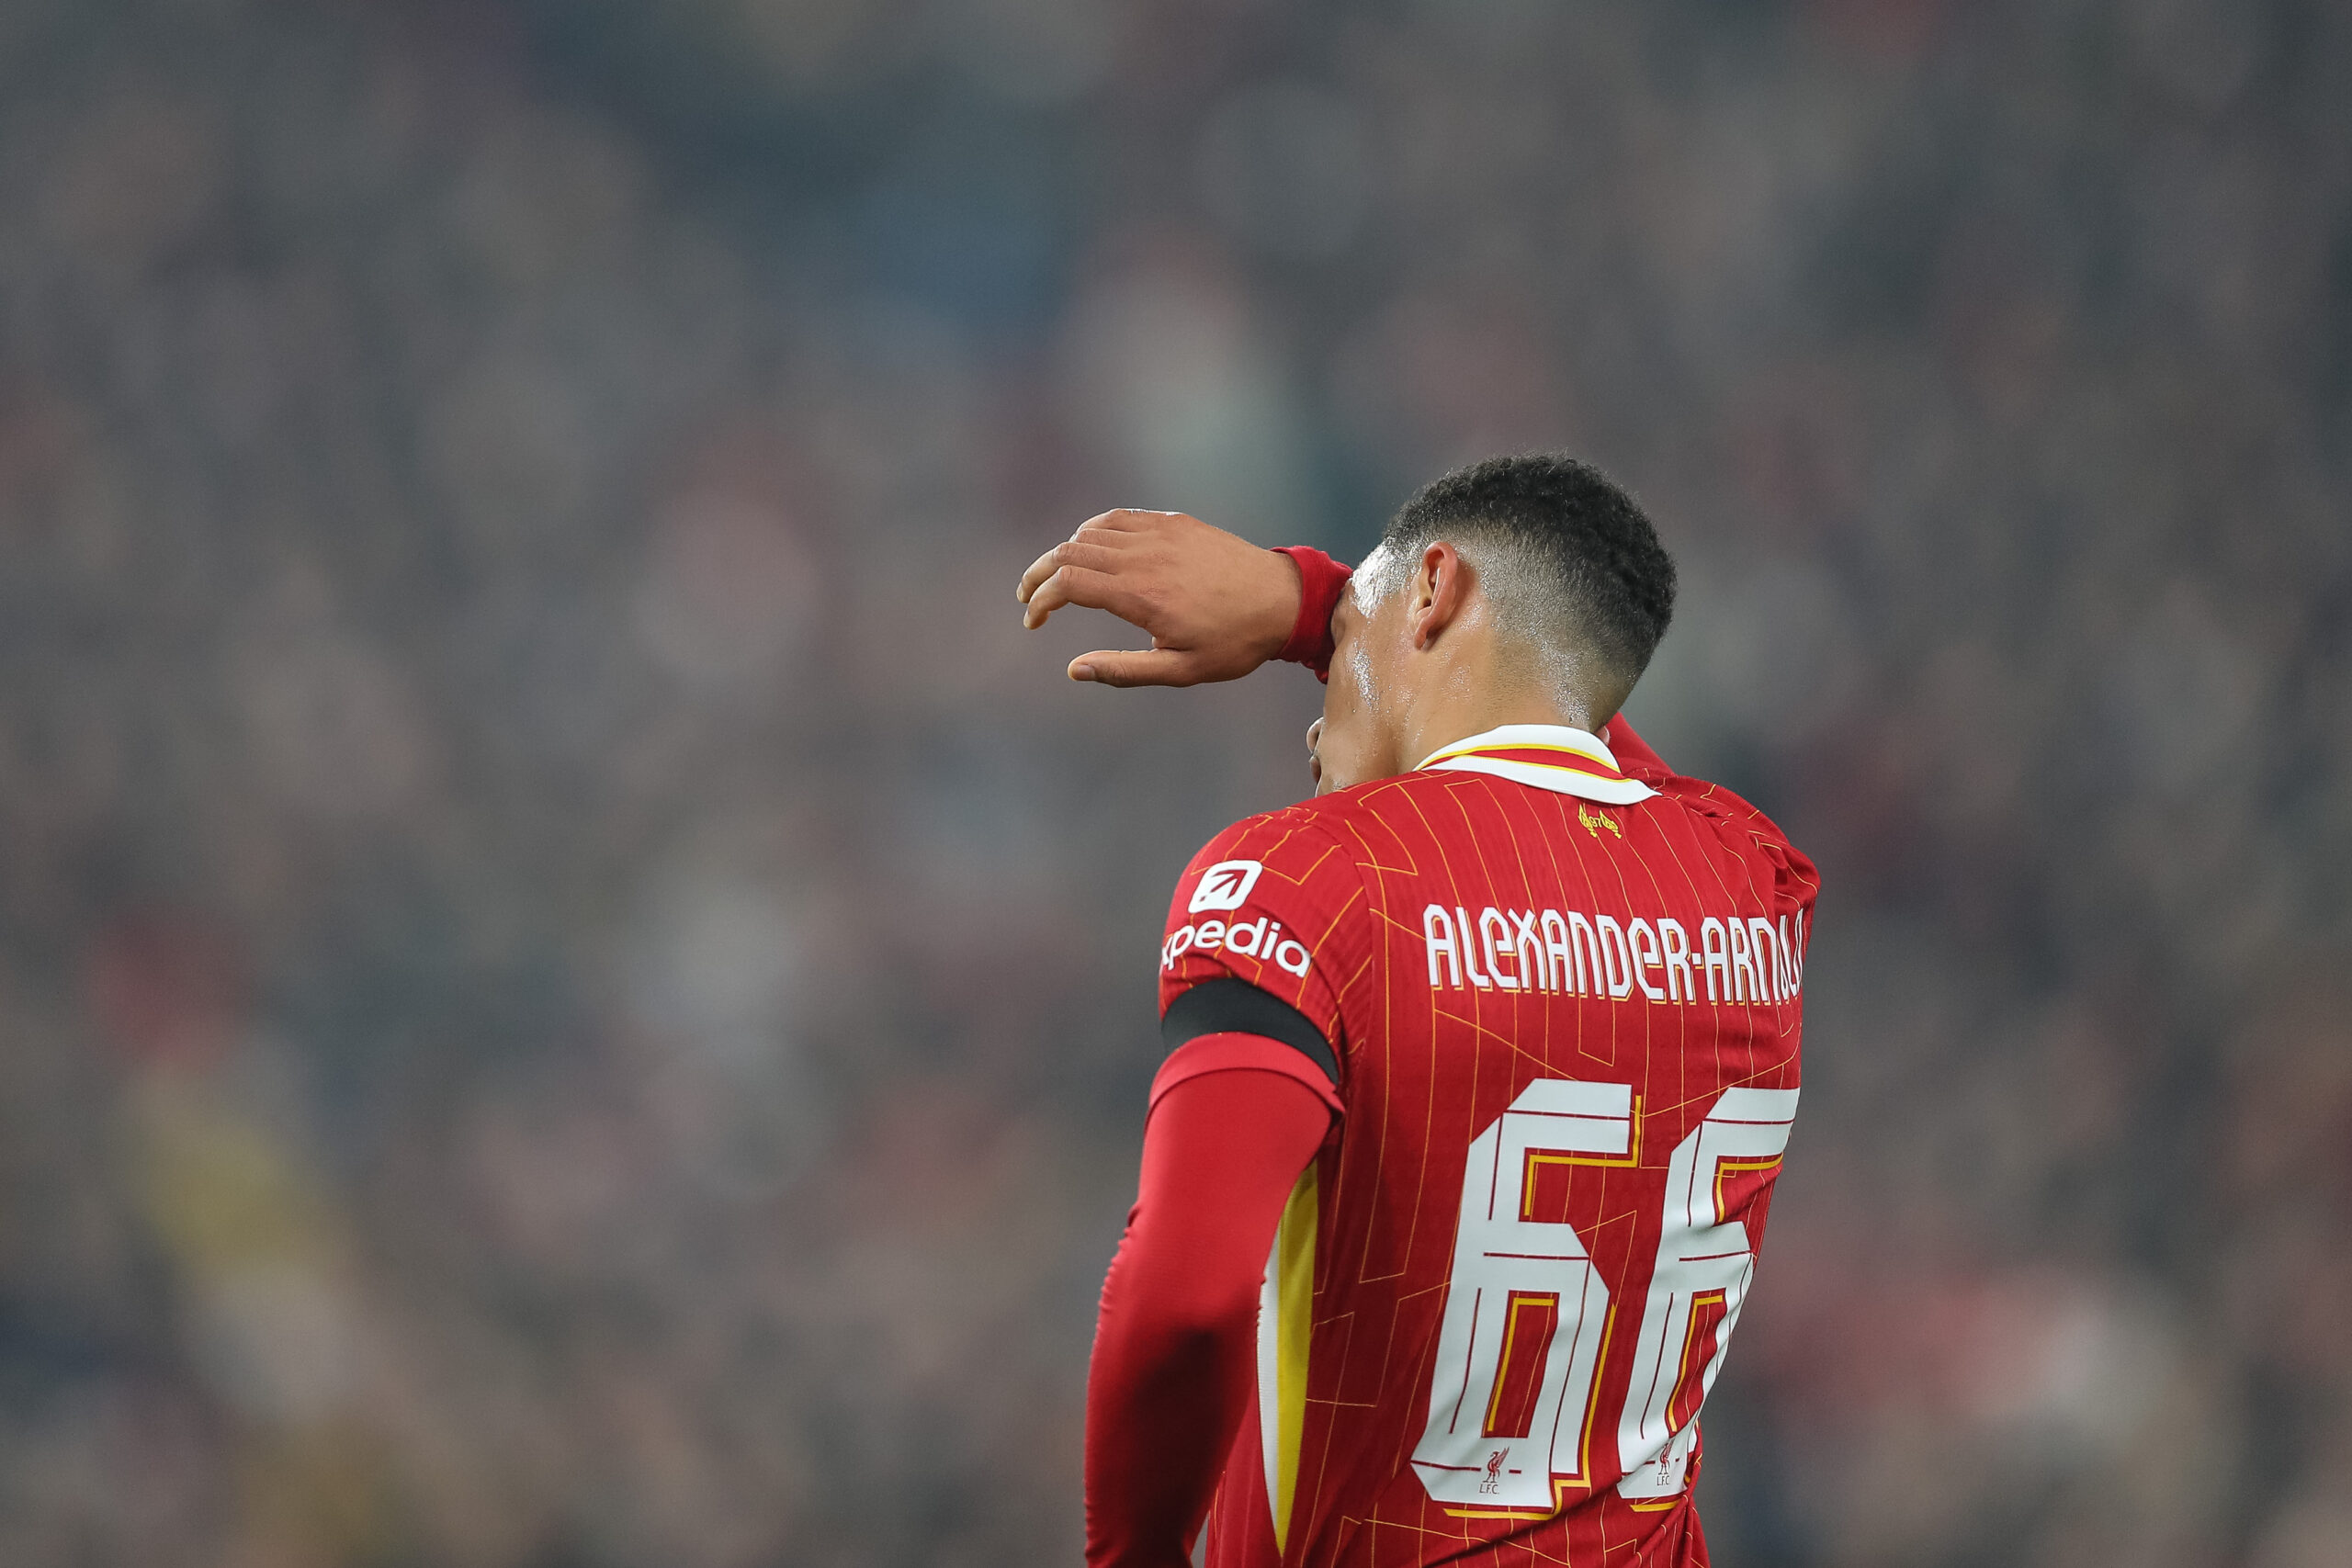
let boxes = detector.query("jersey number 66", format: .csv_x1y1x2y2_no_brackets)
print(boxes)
1409,1081,1800,1511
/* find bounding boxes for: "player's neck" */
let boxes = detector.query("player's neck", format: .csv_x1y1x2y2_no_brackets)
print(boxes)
1393,686,1598,774
1367,620,1607,783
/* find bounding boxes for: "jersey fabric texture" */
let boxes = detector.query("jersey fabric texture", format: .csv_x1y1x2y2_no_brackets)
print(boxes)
1154,723,1816,1568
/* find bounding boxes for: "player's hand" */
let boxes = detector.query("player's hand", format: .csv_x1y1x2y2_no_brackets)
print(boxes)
1016,510,1303,687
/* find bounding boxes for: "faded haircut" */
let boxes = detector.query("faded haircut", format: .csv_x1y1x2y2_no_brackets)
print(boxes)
1357,454,1677,711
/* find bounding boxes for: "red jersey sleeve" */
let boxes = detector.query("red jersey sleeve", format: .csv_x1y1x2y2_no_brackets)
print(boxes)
1158,809,1367,1085
1083,1062,1334,1568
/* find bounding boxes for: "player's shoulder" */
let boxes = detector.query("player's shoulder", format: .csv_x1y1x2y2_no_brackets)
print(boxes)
1193,765,1541,861
1184,795,1363,880
1640,772,1820,906
1171,794,1381,925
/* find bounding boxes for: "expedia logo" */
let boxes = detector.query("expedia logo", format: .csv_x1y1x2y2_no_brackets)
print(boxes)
1189,859,1264,914
1162,913,1313,978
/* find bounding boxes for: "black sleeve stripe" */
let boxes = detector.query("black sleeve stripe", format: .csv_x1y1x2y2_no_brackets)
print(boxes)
1160,977,1339,1087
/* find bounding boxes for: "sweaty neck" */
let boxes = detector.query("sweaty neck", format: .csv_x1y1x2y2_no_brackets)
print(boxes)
1388,675,1600,780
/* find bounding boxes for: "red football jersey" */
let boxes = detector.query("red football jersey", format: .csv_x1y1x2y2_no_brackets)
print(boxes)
1157,723,1815,1568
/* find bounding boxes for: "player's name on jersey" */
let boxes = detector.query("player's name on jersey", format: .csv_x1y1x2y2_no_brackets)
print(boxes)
1422,903,1804,1005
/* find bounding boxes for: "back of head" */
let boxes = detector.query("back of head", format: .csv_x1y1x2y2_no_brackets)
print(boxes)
1372,453,1677,720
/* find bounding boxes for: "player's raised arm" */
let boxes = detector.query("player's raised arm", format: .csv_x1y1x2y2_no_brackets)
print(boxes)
1015,509,1350,686
1013,506,1679,775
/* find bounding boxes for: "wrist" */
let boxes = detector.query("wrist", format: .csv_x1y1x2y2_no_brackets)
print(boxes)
1261,548,1306,660
1272,547,1350,674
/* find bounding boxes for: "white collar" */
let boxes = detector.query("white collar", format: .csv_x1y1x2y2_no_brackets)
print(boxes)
1415,723,1655,805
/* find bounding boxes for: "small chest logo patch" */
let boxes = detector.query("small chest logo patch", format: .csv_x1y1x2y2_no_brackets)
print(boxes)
1578,805,1623,839
1189,859,1265,913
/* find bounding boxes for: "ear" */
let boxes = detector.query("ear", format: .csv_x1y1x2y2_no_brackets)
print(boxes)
1407,542,1470,650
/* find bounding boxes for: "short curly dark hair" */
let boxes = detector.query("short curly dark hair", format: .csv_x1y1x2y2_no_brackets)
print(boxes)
1378,453,1677,697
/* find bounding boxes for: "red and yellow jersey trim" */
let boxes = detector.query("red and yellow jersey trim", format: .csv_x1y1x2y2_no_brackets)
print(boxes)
1417,724,1656,806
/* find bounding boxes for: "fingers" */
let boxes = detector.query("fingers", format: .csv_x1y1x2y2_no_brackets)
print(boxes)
1015,546,1061,605
1079,508,1182,536
1022,563,1151,630
1015,529,1144,605
1019,507,1283,689
1069,648,1204,688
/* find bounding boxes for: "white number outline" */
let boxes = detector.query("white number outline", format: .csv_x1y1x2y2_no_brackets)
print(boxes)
1617,1087,1798,1499
1408,1081,1798,1513
1409,1080,1633,1507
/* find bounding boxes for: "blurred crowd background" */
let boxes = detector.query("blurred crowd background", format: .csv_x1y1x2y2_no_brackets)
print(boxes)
0,0,2346,1564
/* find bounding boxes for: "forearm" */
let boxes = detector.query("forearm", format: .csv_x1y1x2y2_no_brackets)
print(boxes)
1084,1235,1259,1568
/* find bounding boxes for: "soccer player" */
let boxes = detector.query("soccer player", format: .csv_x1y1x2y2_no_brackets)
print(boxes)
1019,457,1816,1568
